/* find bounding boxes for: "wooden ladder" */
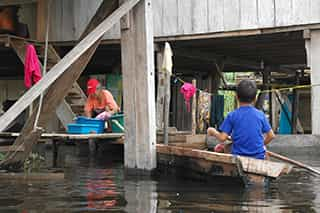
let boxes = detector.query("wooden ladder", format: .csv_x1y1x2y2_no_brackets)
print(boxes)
9,37,87,129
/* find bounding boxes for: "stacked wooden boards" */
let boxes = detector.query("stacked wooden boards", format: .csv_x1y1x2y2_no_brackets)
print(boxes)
157,144,292,186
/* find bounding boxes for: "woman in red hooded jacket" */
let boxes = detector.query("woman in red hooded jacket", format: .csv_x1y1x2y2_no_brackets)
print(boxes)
84,79,120,120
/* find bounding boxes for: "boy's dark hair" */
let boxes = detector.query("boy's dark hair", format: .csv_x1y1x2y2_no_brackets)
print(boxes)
236,80,257,103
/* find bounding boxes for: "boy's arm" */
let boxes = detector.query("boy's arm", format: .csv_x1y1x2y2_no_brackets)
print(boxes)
264,129,275,145
207,127,229,142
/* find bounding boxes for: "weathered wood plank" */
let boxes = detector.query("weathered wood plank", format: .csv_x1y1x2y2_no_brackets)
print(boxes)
157,134,206,143
238,156,292,178
275,0,293,26
240,0,258,29
157,144,236,164
0,132,124,140
208,0,224,32
223,0,240,30
52,0,63,41
121,0,156,170
292,0,311,25
0,146,24,152
309,30,320,134
36,0,48,41
56,100,75,129
73,0,90,39
170,142,206,150
152,0,164,36
191,0,208,33
61,0,75,41
162,0,178,36
310,0,320,23
177,0,192,34
156,51,164,130
0,0,37,6
257,0,275,27
121,2,137,169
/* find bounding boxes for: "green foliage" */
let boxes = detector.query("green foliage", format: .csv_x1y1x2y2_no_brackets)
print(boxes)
220,73,236,116
219,90,236,117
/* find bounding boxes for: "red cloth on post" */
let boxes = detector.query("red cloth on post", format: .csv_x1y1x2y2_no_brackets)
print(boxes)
24,44,42,89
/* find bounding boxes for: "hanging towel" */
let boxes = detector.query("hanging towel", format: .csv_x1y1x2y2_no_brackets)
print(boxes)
210,95,225,128
180,82,196,112
24,44,42,89
197,91,211,132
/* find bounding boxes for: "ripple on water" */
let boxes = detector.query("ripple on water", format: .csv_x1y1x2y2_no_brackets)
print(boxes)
0,147,320,212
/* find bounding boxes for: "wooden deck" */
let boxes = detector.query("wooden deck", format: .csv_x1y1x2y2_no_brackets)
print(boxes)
0,132,124,140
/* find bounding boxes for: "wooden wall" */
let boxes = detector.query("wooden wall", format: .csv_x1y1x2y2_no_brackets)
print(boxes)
36,0,320,41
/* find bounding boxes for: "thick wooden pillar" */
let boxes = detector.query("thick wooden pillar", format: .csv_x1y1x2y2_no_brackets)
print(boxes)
121,0,156,170
306,30,320,134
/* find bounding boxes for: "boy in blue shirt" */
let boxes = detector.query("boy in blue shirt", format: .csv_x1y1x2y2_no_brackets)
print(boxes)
207,80,275,160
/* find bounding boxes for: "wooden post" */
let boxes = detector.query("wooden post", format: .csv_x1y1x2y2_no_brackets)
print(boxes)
306,30,320,134
156,51,164,130
163,59,171,145
36,0,48,41
292,71,299,134
88,139,97,155
121,0,156,171
267,69,273,128
192,79,197,135
52,139,58,168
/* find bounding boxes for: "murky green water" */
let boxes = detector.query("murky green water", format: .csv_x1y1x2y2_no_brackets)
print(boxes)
0,144,319,213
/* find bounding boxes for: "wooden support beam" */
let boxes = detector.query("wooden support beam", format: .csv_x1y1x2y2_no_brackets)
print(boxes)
0,0,37,6
36,0,48,41
0,132,124,140
156,50,164,130
0,0,134,168
0,0,140,133
292,71,300,134
121,0,156,170
0,146,24,152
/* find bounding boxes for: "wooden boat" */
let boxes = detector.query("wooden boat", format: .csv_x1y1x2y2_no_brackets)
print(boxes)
156,144,293,186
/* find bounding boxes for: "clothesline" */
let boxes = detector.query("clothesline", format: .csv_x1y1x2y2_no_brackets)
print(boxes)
173,74,319,96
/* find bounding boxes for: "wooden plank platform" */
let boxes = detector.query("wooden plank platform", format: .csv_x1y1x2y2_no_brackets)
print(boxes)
0,132,124,140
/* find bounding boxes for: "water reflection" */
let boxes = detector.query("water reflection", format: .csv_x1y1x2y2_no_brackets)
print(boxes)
124,180,157,213
0,145,318,212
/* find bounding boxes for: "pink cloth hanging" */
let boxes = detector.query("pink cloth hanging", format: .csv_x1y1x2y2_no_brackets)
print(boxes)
180,82,196,112
24,44,42,89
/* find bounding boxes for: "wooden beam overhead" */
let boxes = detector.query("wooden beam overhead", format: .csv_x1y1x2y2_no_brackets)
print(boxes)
174,48,262,71
0,0,37,6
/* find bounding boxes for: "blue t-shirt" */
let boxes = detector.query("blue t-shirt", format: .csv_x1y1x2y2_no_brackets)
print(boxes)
219,105,271,159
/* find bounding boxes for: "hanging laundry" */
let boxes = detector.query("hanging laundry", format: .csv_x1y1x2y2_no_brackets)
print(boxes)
180,82,196,112
210,95,225,128
24,44,42,89
197,91,211,132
